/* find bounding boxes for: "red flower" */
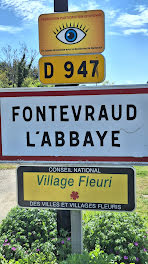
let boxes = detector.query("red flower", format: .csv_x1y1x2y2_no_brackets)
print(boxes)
70,191,79,200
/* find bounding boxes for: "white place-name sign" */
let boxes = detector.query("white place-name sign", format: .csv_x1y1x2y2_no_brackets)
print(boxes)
0,86,148,163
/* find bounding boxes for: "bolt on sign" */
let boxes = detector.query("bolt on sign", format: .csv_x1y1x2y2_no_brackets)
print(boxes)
38,10,104,56
1,85,148,163
39,54,105,85
17,166,135,211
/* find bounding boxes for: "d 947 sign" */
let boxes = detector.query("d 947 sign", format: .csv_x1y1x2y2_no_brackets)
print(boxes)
39,54,105,85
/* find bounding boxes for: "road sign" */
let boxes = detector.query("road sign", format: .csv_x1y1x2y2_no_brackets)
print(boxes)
17,165,135,211
39,54,105,85
0,85,148,163
38,10,104,55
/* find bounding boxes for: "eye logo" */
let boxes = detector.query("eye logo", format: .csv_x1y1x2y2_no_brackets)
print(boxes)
53,23,88,44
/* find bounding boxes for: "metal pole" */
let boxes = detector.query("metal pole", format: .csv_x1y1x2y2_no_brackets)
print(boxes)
71,210,83,254
54,0,68,12
54,0,71,237
54,0,82,254
57,209,71,236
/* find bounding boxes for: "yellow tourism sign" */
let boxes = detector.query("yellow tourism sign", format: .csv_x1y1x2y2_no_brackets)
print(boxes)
39,54,105,84
24,172,127,204
38,10,104,55
17,166,135,211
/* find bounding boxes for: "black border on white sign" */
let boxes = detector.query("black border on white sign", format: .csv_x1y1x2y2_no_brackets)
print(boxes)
17,165,135,212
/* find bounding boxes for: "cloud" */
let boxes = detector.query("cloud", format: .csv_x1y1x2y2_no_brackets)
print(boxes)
1,0,118,27
106,9,119,19
111,5,148,36
69,0,100,12
1,0,101,22
108,31,121,36
85,0,100,10
69,1,119,21
0,25,22,33
123,28,148,36
1,0,53,22
135,5,147,12
113,6,148,28
69,4,80,12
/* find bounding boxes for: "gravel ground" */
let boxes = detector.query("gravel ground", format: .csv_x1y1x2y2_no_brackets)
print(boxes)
0,169,17,222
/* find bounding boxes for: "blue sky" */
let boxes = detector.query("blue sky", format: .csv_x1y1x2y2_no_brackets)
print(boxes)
0,0,148,85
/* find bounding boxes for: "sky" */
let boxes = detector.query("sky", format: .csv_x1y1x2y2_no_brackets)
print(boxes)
0,0,148,85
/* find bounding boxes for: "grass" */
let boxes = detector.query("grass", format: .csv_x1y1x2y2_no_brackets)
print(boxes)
134,166,148,222
0,163,17,169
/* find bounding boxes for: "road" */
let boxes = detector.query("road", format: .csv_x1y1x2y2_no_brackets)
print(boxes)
0,169,17,222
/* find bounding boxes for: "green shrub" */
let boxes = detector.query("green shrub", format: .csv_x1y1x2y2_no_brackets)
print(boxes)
0,207,57,262
61,245,115,263
56,229,71,261
0,207,147,263
0,251,57,263
60,252,91,264
83,212,148,264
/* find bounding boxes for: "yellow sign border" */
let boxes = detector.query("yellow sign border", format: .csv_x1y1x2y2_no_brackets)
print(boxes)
38,10,105,56
39,53,105,85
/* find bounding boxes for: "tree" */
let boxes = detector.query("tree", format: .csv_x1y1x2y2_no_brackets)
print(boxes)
22,76,45,87
0,70,9,88
0,43,38,88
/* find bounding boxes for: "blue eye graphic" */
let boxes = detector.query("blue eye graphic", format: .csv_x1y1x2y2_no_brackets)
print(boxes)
54,24,88,44
65,29,77,42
